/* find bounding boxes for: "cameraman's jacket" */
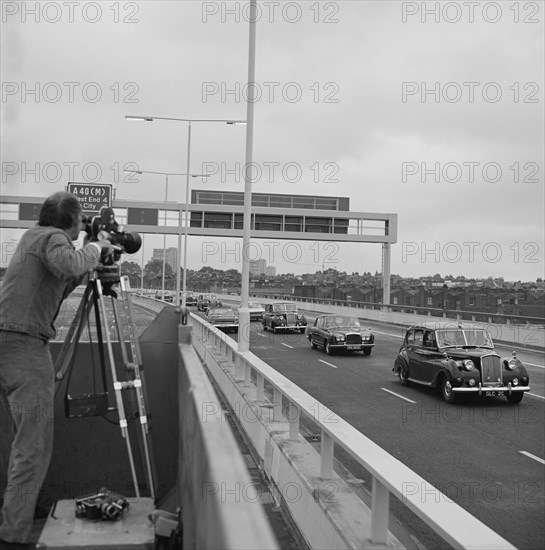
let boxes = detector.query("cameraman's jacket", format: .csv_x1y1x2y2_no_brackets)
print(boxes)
0,225,102,342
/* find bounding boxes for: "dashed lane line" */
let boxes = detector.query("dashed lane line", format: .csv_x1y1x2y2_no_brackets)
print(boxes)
381,388,418,403
524,362,545,369
282,343,294,349
319,359,338,369
519,451,545,465
527,393,545,400
373,329,403,339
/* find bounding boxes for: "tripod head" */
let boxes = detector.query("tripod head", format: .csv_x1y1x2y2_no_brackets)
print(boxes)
93,264,122,298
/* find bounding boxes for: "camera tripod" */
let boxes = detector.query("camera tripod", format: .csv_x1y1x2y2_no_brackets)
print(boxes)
54,267,157,501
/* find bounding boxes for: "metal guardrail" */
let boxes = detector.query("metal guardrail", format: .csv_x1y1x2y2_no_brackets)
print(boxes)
247,294,545,327
189,313,517,550
223,294,543,348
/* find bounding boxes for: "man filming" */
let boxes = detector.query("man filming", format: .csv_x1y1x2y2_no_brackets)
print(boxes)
0,191,113,547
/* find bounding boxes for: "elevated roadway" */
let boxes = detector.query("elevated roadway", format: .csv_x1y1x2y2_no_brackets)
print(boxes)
205,298,545,550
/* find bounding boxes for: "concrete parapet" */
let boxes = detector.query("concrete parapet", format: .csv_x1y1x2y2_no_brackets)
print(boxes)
178,325,279,550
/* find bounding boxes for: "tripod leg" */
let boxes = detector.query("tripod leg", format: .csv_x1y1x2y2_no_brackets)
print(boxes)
111,296,130,368
95,278,141,498
119,276,158,501
54,283,93,383
91,282,109,388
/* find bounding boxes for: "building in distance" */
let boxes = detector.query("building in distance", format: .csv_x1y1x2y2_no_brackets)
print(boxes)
152,247,178,271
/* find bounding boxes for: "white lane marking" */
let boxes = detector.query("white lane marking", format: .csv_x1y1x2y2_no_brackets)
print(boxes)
519,451,545,465
381,388,417,403
527,392,545,400
319,359,338,369
282,343,294,349
373,329,403,339
524,362,545,369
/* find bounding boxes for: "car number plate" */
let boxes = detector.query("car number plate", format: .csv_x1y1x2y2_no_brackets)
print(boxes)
485,391,505,397
346,345,359,350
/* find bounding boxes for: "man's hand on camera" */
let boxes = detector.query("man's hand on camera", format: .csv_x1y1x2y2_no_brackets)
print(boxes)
96,239,115,260
96,230,111,242
85,238,114,260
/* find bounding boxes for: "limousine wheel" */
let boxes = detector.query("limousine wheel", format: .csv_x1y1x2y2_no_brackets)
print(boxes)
441,376,456,404
398,364,410,386
506,392,523,404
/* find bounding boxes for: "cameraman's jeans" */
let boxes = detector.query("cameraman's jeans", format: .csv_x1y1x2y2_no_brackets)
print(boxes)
0,332,54,543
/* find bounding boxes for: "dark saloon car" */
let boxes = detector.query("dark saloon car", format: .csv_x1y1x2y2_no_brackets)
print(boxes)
154,290,173,303
205,307,239,333
393,322,530,404
197,294,222,312
184,294,198,307
262,302,307,333
238,301,265,322
308,315,375,356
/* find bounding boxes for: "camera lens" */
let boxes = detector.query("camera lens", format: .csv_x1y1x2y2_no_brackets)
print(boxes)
101,501,122,520
119,232,142,254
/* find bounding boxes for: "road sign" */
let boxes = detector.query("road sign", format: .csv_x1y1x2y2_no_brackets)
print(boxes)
127,207,159,226
67,182,112,215
19,203,43,221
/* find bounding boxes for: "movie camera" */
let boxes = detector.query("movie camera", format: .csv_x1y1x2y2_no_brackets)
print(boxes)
82,207,142,294
82,207,142,264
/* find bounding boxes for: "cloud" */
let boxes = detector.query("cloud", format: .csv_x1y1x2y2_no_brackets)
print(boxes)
1,1,543,281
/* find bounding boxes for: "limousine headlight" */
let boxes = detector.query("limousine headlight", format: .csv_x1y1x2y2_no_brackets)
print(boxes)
456,359,474,371
505,358,517,370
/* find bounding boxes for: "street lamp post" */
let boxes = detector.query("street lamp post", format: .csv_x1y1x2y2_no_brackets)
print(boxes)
124,169,206,305
125,116,245,309
239,0,258,352
161,174,169,300
140,234,145,295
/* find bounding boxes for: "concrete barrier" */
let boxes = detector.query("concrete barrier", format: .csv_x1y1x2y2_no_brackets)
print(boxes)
178,325,279,550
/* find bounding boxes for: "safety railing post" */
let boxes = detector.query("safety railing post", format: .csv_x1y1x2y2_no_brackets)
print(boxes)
288,402,299,441
256,373,264,401
320,431,334,479
244,361,251,385
273,388,282,421
234,354,243,381
371,477,389,544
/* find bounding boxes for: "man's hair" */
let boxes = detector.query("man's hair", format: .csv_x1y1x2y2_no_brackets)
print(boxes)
38,191,82,230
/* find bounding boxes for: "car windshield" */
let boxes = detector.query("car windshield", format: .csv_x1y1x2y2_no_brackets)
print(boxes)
436,328,494,348
325,317,361,330
273,304,297,313
209,308,233,316
248,302,263,309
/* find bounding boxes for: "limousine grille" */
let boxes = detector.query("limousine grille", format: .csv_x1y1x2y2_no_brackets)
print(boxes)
345,333,363,345
286,313,297,325
480,354,502,387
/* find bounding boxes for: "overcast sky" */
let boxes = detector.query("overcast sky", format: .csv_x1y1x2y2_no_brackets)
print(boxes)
1,1,543,281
